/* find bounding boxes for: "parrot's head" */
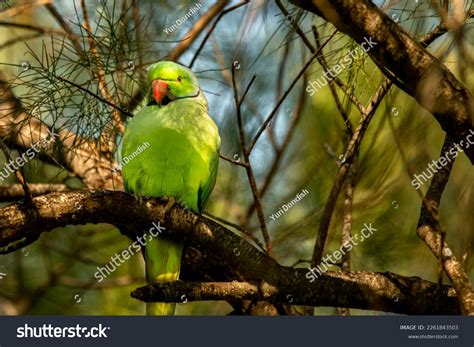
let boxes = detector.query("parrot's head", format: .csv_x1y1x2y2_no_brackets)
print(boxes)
146,61,201,106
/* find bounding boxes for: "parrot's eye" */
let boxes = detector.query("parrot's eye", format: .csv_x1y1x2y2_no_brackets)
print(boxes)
177,76,182,82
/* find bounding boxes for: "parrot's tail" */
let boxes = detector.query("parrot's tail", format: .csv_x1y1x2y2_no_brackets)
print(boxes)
144,235,183,316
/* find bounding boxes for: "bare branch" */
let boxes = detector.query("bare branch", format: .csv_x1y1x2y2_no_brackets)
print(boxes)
0,183,70,201
189,0,250,68
231,69,272,254
167,1,232,62
312,79,392,266
416,136,474,315
243,74,307,222
131,277,456,315
0,0,52,19
247,30,337,154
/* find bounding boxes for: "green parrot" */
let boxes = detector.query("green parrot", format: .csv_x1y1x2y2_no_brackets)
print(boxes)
121,61,220,315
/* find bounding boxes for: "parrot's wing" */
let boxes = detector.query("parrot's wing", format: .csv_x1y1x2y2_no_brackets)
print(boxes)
197,141,219,213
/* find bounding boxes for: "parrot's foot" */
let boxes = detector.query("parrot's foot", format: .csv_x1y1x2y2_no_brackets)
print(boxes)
148,195,191,213
178,200,190,211
159,196,177,213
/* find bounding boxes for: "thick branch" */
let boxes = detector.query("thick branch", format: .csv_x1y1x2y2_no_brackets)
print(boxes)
0,73,122,190
417,136,474,315
289,0,474,164
130,276,458,315
0,190,460,314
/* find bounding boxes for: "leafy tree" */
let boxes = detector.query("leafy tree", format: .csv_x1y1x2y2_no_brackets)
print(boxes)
0,0,473,315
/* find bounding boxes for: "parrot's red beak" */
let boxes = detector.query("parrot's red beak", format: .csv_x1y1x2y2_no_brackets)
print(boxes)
152,79,169,104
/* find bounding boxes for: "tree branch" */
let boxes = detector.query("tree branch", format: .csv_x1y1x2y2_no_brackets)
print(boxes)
0,183,70,201
289,0,474,164
167,1,231,62
416,136,474,315
0,73,122,190
312,79,392,266
246,30,337,154
130,275,458,315
231,70,272,254
0,190,460,314
189,0,250,68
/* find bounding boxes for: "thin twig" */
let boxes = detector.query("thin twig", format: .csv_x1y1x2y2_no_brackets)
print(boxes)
0,141,31,201
267,29,292,151
204,212,266,252
247,30,337,154
311,79,392,266
275,0,315,52
243,74,307,222
338,159,356,316
189,0,250,68
45,3,84,55
273,2,357,133
131,0,146,83
312,25,353,135
0,21,69,36
80,0,125,141
168,0,231,61
55,75,133,117
219,154,248,168
231,66,272,255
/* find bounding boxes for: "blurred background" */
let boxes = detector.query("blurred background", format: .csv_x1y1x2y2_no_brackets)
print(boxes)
0,0,473,315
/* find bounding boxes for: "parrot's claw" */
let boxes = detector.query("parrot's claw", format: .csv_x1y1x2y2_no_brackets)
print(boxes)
161,196,177,211
178,200,190,211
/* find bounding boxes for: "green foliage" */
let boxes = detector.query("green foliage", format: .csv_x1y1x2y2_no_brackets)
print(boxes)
0,0,473,315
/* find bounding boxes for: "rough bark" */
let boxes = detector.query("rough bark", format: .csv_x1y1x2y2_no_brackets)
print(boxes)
0,190,460,314
0,74,122,190
416,136,474,315
289,0,474,164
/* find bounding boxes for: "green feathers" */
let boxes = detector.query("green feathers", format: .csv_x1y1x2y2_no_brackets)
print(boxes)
121,61,220,315
146,61,201,103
